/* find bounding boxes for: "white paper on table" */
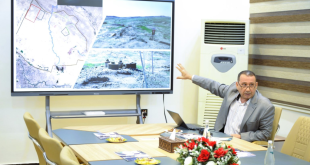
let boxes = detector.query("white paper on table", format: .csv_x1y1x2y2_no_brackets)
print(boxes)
236,151,256,157
211,137,232,142
94,132,120,139
178,134,202,139
114,150,149,162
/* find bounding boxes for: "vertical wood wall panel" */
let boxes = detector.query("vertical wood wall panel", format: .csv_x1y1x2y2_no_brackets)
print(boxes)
250,22,310,34
251,1,310,14
250,0,310,107
249,44,310,57
258,86,310,107
248,65,310,82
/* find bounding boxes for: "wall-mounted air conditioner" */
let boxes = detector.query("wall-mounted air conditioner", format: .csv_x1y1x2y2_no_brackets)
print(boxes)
197,19,250,128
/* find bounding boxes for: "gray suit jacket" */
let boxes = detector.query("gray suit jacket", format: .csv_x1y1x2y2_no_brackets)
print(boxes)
192,75,275,142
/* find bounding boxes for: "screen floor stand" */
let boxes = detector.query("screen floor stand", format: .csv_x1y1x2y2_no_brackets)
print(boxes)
45,95,143,137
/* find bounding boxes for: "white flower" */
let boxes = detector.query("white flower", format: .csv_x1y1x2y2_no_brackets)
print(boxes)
237,160,241,165
184,156,193,165
206,161,217,165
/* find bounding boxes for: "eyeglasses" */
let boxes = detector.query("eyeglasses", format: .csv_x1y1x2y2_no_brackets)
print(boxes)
238,82,256,89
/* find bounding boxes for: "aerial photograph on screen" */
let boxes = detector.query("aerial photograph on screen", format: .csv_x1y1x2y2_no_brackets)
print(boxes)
92,1,172,49
74,50,171,89
14,0,103,89
92,16,171,49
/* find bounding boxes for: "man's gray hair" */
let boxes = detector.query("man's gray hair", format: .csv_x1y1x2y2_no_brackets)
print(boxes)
238,70,256,82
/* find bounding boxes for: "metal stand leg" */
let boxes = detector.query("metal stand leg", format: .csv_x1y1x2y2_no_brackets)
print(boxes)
136,94,143,124
45,96,53,137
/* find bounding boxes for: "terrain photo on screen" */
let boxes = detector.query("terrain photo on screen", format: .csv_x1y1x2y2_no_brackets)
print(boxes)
93,15,171,49
74,50,171,89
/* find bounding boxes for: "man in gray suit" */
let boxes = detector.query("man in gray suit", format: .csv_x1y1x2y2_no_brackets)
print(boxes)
176,63,274,142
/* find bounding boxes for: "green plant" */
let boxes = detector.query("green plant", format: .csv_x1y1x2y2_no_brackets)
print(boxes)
139,26,152,33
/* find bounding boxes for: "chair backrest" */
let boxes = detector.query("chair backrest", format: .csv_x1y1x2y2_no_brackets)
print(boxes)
23,112,47,165
39,128,64,165
269,106,282,141
281,116,310,162
60,146,80,165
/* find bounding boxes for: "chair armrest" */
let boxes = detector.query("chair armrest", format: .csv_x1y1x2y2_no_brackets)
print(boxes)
252,141,268,147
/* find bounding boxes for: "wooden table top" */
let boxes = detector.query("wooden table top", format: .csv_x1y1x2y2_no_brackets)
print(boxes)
226,137,267,152
70,141,166,162
69,135,267,163
64,123,177,136
63,123,266,164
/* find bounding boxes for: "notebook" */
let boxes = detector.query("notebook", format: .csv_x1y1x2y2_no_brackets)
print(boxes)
167,110,203,130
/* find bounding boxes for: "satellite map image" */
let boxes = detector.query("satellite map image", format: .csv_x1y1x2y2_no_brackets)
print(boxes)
15,0,103,89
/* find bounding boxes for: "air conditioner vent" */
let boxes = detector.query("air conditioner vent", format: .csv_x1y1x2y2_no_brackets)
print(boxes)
204,23,245,45
202,92,223,129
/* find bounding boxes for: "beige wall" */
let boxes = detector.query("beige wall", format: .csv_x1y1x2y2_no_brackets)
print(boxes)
0,0,250,164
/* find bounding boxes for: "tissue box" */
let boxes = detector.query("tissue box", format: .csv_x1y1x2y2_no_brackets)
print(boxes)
158,136,185,153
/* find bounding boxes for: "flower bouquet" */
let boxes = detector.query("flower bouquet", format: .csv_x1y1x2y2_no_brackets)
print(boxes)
174,137,240,165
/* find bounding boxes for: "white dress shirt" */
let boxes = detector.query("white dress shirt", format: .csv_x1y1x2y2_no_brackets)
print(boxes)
192,75,250,135
224,96,251,135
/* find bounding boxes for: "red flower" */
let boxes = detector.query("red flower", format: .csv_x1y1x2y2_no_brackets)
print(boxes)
197,149,210,162
183,140,190,148
214,147,228,158
198,137,216,147
228,146,237,155
187,141,196,150
198,137,208,142
183,143,187,148
207,140,216,147
229,163,239,165
201,137,216,147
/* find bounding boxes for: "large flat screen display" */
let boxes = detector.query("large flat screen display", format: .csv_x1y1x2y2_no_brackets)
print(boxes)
12,0,174,96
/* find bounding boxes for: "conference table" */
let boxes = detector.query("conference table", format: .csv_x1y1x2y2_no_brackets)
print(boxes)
53,123,310,165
